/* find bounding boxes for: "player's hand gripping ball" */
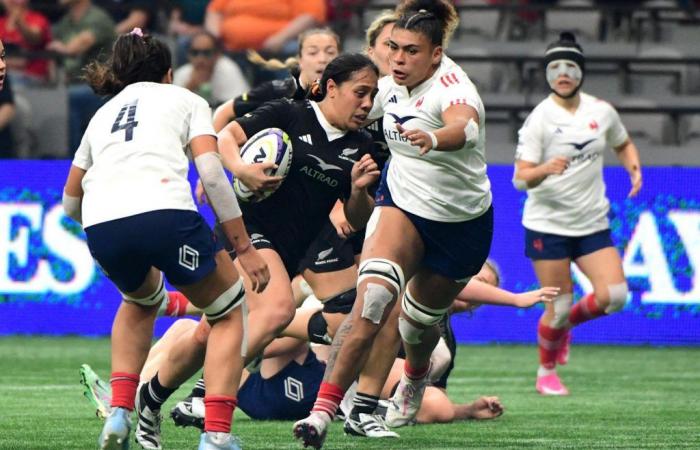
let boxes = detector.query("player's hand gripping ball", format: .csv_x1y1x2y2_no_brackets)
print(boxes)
233,128,293,202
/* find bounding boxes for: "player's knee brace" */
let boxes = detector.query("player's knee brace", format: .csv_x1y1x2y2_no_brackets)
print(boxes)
605,282,628,313
357,258,405,324
202,277,246,321
550,293,573,328
307,310,332,344
399,290,449,344
123,273,167,307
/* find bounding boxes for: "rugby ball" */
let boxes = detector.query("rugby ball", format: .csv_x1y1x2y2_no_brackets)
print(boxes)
232,127,293,202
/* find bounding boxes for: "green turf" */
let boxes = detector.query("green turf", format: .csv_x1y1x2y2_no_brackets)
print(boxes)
0,337,698,449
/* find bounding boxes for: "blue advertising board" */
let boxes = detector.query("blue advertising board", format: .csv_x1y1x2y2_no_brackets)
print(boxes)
0,160,698,345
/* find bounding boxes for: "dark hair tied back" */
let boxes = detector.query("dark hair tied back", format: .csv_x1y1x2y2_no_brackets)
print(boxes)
395,0,459,48
306,53,378,101
84,31,172,96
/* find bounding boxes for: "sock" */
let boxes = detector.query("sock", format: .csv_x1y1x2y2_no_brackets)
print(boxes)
568,294,605,326
110,372,139,411
204,395,237,433
311,382,345,421
350,392,379,418
189,376,206,398
537,366,557,377
141,372,177,411
162,291,190,317
404,360,430,380
537,322,568,370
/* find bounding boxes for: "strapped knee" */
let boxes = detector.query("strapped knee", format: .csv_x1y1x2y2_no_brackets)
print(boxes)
550,293,573,328
428,337,452,383
399,290,449,345
307,310,332,344
357,258,404,324
122,273,167,307
605,282,628,313
202,277,245,321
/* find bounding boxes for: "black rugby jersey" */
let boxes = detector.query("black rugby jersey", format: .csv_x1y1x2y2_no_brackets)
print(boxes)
236,98,374,261
233,75,306,118
363,117,390,171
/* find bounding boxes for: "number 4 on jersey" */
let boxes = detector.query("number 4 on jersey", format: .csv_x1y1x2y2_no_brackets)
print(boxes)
112,100,139,141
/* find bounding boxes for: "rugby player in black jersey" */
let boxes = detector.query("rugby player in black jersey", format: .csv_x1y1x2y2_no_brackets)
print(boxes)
134,53,381,448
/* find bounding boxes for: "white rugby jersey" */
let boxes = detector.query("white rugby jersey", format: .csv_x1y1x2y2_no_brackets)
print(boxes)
72,82,216,228
369,56,492,222
516,92,629,236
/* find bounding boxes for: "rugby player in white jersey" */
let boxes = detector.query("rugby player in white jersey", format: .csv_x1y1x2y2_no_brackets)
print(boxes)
512,32,642,396
62,30,269,450
293,1,496,447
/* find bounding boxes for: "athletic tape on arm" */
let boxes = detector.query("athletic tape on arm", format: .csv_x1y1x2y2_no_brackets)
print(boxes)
194,152,242,222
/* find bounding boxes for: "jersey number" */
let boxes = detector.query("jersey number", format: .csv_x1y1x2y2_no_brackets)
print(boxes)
112,100,139,141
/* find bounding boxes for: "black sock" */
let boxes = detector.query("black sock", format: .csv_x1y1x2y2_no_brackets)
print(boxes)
350,392,379,418
141,372,177,411
189,376,205,399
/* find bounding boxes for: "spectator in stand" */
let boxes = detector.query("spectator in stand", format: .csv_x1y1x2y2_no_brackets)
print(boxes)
167,0,208,65
205,0,327,84
94,0,155,34
47,0,115,153
0,0,52,85
173,31,248,108
0,39,16,157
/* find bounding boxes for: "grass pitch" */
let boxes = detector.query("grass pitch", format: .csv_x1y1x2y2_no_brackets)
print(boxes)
0,337,697,449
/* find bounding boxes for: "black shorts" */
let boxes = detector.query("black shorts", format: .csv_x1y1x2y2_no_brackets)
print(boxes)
85,210,221,292
297,222,356,274
525,228,614,260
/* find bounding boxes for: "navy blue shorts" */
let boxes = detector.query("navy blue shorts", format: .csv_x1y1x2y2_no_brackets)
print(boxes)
237,350,324,420
374,168,493,281
525,228,614,260
297,221,356,274
85,210,222,293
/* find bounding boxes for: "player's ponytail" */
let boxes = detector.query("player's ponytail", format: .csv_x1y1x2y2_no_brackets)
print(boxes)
395,0,459,48
84,28,171,96
307,53,378,102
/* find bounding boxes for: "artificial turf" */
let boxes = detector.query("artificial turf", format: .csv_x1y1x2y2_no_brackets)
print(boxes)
0,337,697,449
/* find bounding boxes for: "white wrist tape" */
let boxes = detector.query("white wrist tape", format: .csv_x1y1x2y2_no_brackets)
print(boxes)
427,131,438,150
194,152,242,222
62,191,82,224
512,178,528,191
464,118,479,149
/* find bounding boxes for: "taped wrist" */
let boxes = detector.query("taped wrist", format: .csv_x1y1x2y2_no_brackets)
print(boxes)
62,191,82,224
194,152,242,222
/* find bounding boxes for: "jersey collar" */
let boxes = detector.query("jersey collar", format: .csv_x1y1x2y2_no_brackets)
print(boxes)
310,101,347,142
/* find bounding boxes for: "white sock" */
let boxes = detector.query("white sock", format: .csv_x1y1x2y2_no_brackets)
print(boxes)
537,366,556,377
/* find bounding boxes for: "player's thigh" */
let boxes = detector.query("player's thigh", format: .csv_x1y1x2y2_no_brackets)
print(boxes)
173,249,241,309
408,268,467,311
575,246,625,290
234,248,293,315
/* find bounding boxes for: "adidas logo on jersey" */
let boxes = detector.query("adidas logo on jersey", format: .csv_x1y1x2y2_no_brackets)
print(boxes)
299,134,313,145
367,121,379,131
388,95,398,103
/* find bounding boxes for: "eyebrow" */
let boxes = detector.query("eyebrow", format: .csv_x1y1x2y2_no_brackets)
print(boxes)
389,40,419,51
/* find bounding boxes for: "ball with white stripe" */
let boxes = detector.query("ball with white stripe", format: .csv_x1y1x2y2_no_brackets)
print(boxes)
233,127,293,202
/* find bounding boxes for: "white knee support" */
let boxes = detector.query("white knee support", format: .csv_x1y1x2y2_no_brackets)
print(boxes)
361,283,394,324
357,258,405,294
550,293,573,328
401,289,449,327
398,316,424,345
605,282,628,313
122,273,167,307
202,277,246,321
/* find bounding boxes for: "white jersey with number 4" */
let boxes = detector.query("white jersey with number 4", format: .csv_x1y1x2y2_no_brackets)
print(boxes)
516,92,629,236
72,82,216,228
369,56,492,222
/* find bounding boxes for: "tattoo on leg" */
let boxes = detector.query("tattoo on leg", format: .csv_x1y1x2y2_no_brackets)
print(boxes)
323,314,353,381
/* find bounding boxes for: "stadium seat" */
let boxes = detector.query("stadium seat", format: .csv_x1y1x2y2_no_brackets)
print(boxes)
546,0,601,43
619,99,674,145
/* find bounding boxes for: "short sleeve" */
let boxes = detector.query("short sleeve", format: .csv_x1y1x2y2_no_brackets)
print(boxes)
235,99,295,139
188,95,216,142
438,71,483,114
605,104,629,148
515,110,544,163
72,133,93,170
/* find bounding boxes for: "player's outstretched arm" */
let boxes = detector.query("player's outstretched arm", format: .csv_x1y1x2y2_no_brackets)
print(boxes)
454,279,559,309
